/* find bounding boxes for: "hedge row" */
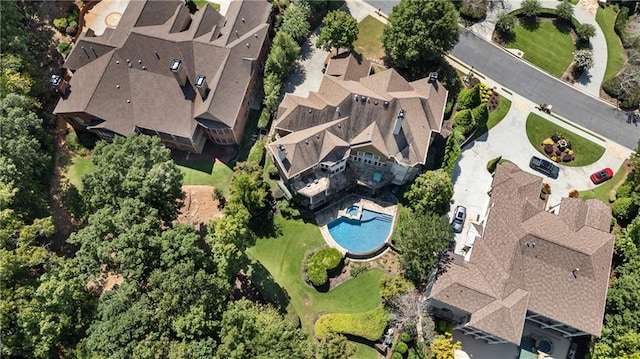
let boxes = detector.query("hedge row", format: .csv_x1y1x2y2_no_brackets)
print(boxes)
614,6,629,44
509,7,581,30
247,139,265,165
456,84,481,110
306,247,342,287
314,306,389,341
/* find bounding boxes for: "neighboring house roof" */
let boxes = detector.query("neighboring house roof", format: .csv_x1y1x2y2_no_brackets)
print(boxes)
268,67,448,179
325,50,372,81
54,0,271,139
429,162,614,345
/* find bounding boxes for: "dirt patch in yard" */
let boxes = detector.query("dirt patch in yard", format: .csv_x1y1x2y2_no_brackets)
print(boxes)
177,185,224,229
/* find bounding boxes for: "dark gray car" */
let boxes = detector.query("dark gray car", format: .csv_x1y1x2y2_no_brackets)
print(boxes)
451,206,466,233
529,156,559,179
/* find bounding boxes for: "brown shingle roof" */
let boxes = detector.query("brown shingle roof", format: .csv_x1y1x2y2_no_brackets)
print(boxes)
429,162,614,344
325,51,372,81
269,69,448,179
54,0,270,141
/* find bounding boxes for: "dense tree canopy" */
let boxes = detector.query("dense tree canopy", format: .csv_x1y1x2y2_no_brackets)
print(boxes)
392,208,453,285
0,94,52,220
383,0,459,76
81,134,184,222
405,169,454,215
280,0,311,42
315,10,359,53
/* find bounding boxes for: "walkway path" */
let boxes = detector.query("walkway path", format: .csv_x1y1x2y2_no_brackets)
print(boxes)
466,0,607,97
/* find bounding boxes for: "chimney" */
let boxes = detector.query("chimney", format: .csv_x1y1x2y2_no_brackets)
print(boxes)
195,75,208,99
393,109,405,135
170,59,187,86
428,71,438,83
49,74,69,96
277,144,286,161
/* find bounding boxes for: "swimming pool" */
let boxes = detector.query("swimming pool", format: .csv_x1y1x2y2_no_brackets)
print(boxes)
328,209,393,255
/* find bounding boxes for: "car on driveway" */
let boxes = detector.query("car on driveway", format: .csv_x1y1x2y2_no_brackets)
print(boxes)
529,156,559,179
451,206,466,233
590,168,614,184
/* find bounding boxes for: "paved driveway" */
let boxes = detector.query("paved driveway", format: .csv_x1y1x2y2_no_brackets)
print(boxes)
449,94,631,254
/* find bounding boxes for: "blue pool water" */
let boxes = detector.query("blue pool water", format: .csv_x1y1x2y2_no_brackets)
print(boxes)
328,209,393,254
346,205,359,216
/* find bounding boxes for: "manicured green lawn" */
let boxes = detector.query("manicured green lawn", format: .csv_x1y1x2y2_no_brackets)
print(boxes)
354,16,385,60
526,113,605,167
596,7,626,81
246,216,383,335
176,160,234,194
352,343,380,359
471,96,512,141
66,156,95,189
579,163,629,202
503,20,575,77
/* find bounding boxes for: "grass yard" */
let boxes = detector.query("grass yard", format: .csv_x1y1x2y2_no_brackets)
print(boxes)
66,156,95,189
247,216,383,336
579,163,630,202
354,16,385,60
526,113,605,167
596,7,626,81
176,160,234,194
503,20,575,78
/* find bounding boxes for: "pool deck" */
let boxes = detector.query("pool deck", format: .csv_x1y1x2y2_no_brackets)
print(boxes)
316,194,398,260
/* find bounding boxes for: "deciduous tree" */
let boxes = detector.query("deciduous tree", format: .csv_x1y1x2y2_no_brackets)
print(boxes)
81,134,184,223
430,332,462,359
280,0,311,42
404,169,454,215
392,208,453,286
315,10,359,54
383,0,459,75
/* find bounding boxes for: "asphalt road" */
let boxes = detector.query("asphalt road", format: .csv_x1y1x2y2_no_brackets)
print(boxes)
362,0,640,149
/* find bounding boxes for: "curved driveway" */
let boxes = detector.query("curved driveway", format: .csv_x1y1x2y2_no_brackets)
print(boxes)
363,0,640,149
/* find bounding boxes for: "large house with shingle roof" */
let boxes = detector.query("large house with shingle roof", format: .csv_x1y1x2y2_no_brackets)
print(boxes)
53,0,271,153
267,63,448,209
427,162,614,345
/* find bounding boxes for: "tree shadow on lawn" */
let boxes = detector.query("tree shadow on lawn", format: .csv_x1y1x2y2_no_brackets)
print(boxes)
248,259,291,314
552,19,572,35
520,16,540,31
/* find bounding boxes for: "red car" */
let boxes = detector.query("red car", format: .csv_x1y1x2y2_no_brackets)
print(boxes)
590,168,614,184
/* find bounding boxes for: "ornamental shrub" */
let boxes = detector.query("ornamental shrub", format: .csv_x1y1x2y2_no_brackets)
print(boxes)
496,13,516,34
306,247,343,287
486,156,502,174
258,108,271,129
471,103,489,127
612,197,638,221
616,181,634,199
456,85,481,110
278,199,300,219
602,76,623,98
392,353,403,359
57,42,72,56
401,332,411,343
555,1,574,23
53,17,68,30
394,342,408,355
379,273,413,300
247,139,265,165
453,109,475,134
350,264,368,278
314,306,389,341
520,0,541,18
614,6,629,39
576,23,596,41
